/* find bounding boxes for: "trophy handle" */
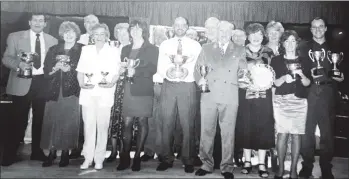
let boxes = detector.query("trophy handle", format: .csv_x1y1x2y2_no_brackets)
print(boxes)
134,59,140,68
339,52,344,64
327,51,332,63
308,50,315,62
321,48,326,61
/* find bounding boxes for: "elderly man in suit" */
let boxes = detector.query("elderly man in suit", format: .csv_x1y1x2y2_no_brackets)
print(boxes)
1,13,58,166
194,21,247,179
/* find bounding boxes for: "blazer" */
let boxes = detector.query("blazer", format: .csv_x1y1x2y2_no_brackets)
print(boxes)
194,42,247,105
121,41,159,96
43,42,82,101
2,30,58,96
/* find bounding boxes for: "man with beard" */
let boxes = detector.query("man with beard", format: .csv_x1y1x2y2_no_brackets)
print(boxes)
299,17,344,179
194,21,246,179
156,17,202,173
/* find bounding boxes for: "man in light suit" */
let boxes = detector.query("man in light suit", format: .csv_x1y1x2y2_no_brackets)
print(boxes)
194,21,247,179
1,13,58,166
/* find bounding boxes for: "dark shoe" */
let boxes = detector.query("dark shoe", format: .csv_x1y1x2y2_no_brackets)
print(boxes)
195,168,212,176
116,153,131,171
274,175,283,179
156,162,173,171
221,172,234,179
299,166,312,179
193,155,203,166
258,164,269,178
59,151,70,167
106,153,117,163
131,157,141,171
42,152,56,167
1,155,24,167
140,154,154,162
320,173,334,179
184,165,194,173
234,156,244,167
176,151,182,159
241,161,252,174
69,149,83,159
31,151,47,162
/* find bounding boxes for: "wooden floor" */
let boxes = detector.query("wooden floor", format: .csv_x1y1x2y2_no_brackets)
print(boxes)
1,144,348,178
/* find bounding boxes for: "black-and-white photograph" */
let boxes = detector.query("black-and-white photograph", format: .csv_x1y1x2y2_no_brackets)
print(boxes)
0,1,348,178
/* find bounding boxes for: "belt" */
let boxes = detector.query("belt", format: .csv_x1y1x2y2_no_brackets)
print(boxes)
314,81,332,85
154,82,163,85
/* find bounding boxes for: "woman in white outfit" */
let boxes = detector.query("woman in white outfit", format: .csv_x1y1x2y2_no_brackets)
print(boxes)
76,23,121,170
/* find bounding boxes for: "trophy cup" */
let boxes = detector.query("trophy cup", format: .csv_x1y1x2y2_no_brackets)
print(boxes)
308,48,326,76
197,65,212,93
99,71,109,85
238,68,251,89
166,54,191,79
124,57,140,83
17,52,38,78
327,51,344,77
85,73,94,87
286,61,302,79
55,55,70,67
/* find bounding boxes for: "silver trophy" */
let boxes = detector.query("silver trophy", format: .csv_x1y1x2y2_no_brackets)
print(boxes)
85,73,94,87
123,57,140,83
308,48,325,76
17,52,38,78
327,51,344,77
99,71,109,85
286,61,302,79
197,65,212,93
166,54,190,79
238,68,251,89
55,54,70,67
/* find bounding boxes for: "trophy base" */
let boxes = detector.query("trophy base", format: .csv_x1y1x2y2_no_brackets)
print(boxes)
17,74,32,79
329,71,342,78
199,85,210,93
85,84,95,87
98,82,107,85
125,76,134,83
166,67,188,79
313,68,325,76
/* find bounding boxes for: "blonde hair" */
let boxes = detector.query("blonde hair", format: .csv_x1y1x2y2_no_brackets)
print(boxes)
266,20,284,34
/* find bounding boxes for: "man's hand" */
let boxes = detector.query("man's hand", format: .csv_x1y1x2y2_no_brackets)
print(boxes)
332,73,344,82
18,61,32,71
311,67,323,79
98,82,115,88
80,83,95,89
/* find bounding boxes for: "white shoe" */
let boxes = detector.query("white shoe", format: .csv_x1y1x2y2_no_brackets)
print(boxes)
80,160,92,169
94,163,103,170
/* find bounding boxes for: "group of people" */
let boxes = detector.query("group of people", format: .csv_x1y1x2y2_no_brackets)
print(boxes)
1,12,344,179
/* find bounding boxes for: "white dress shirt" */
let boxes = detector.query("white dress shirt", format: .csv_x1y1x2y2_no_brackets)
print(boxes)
76,44,121,107
77,33,90,45
219,42,229,54
30,30,46,75
157,36,202,82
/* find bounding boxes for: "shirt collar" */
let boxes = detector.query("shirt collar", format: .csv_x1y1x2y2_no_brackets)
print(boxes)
219,42,229,52
30,29,44,38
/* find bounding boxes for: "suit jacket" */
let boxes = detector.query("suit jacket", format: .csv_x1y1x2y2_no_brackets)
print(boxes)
2,30,58,96
121,41,159,96
194,42,247,105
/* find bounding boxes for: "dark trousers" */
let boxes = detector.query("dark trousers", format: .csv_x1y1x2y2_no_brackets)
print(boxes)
301,85,335,175
159,79,197,165
2,75,46,162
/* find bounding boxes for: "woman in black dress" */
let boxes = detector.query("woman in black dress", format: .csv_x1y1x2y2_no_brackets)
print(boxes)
40,21,82,167
237,23,275,178
116,20,159,171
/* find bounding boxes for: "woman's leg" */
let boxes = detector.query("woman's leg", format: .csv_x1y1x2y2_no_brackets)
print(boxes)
290,134,301,178
258,149,269,178
275,133,289,177
42,148,57,167
59,149,70,167
134,117,149,158
117,116,134,170
241,149,252,174
80,105,97,169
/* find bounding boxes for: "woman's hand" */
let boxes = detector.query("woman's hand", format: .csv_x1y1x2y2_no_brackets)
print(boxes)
61,64,71,72
127,68,135,76
284,74,296,83
80,83,95,89
98,82,115,88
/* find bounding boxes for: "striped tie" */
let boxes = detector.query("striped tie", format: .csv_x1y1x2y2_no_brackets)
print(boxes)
177,39,182,55
220,44,225,56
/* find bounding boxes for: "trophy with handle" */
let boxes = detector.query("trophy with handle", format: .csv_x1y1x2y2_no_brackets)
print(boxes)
124,57,140,83
99,71,109,85
327,51,344,77
166,54,192,79
308,48,326,76
286,61,302,79
85,73,94,87
196,64,212,93
55,54,70,67
17,52,38,78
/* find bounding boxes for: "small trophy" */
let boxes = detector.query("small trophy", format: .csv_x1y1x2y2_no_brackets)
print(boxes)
85,73,94,86
308,48,325,76
327,51,343,77
55,55,70,67
17,52,38,78
286,61,302,79
99,71,109,85
166,54,190,79
238,68,251,89
124,57,140,83
197,65,212,93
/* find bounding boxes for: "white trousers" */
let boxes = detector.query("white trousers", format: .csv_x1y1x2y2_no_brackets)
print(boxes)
81,97,111,164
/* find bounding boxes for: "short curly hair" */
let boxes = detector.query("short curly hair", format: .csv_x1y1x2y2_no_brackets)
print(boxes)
278,30,301,56
114,23,129,40
245,23,265,36
58,21,81,40
91,23,110,40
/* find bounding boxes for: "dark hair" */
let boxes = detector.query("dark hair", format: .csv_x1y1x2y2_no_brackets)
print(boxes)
310,17,327,27
28,13,48,22
129,20,149,42
278,30,301,56
245,23,265,36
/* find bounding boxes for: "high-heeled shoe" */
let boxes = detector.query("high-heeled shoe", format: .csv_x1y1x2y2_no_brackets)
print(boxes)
116,153,130,171
274,175,283,179
106,152,118,162
59,151,70,167
241,161,252,174
42,151,56,167
131,157,141,171
258,164,269,178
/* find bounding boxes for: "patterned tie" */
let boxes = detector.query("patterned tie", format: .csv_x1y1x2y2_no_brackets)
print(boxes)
88,35,94,45
177,39,182,55
33,33,41,69
220,44,225,56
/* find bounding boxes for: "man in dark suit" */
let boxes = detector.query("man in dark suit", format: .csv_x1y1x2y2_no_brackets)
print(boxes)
1,13,58,166
194,21,247,179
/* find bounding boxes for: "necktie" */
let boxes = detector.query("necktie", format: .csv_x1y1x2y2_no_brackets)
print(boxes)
33,33,41,69
220,44,225,56
177,39,182,55
88,35,94,45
